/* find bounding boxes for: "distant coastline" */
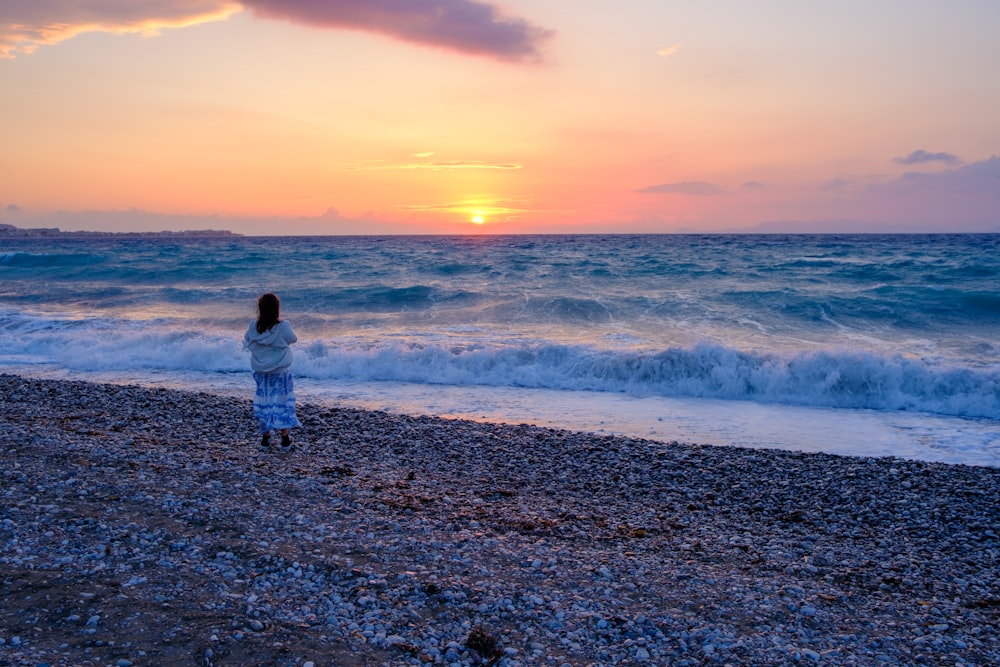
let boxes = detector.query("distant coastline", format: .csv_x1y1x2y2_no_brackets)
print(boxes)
0,223,240,238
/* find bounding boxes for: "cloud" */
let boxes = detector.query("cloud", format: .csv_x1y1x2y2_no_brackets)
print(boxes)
0,1,242,58
738,158,1000,232
820,177,855,192
1,0,553,63
241,0,554,63
892,149,962,166
637,181,725,196
818,157,1000,229
397,160,521,171
5,203,22,213
742,181,765,189
347,158,521,171
879,156,999,195
413,152,435,158
403,196,530,218
657,43,683,57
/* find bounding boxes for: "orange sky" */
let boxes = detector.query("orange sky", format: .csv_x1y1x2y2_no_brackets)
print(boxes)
1,1,999,234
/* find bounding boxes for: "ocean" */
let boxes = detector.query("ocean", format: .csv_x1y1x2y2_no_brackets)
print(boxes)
2,233,998,467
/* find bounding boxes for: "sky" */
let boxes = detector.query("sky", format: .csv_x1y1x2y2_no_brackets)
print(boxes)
1,0,999,235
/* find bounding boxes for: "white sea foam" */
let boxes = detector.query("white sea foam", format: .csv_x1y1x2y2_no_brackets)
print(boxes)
1,309,997,421
332,341,996,418
5,360,997,467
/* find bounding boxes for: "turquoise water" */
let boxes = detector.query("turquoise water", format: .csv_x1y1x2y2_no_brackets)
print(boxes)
2,234,998,465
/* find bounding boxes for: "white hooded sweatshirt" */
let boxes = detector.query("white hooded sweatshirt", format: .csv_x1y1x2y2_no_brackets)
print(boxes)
243,320,297,374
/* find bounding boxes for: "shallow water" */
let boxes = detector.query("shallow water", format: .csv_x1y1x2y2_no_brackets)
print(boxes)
6,363,997,468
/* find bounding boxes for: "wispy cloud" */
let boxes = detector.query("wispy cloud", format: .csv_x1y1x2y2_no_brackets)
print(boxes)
657,43,683,57
347,158,521,171
0,1,241,58
637,181,725,196
0,0,554,62
820,177,856,192
241,0,554,63
881,156,999,194
809,157,1000,230
403,196,530,218
743,181,765,189
893,149,962,166
397,161,521,171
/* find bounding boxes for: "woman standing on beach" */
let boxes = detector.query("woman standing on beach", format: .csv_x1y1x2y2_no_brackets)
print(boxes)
243,293,301,448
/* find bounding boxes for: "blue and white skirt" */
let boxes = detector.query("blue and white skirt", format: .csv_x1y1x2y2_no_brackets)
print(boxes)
252,371,302,433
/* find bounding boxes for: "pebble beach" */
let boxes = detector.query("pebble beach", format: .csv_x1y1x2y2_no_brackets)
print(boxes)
1,374,998,667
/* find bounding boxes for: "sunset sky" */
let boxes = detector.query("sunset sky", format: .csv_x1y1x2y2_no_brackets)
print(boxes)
1,0,998,235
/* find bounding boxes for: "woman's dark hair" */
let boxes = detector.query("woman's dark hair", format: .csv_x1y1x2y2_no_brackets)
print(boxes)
256,293,281,334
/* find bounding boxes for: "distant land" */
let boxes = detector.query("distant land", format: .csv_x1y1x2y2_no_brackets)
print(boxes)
0,223,240,238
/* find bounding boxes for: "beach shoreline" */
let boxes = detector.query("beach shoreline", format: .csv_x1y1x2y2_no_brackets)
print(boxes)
1,373,998,666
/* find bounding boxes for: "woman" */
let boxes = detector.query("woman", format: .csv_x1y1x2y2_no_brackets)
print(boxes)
243,293,301,447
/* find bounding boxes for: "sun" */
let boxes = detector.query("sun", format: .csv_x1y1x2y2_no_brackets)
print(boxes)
471,215,485,225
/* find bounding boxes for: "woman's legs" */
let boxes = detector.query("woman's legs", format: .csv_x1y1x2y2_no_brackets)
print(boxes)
252,372,300,447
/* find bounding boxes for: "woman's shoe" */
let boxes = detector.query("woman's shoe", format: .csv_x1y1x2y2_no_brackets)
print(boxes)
280,433,292,448
261,433,271,447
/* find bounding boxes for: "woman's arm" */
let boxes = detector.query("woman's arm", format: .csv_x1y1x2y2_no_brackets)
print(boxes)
279,320,298,345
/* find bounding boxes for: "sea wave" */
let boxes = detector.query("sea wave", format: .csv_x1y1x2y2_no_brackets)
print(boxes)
2,235,998,423
3,312,997,420
297,340,1000,419
0,250,106,268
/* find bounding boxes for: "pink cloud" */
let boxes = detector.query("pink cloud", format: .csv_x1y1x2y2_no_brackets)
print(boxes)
892,149,962,167
0,1,241,58
1,0,553,62
637,181,726,196
826,157,1000,229
240,0,554,63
